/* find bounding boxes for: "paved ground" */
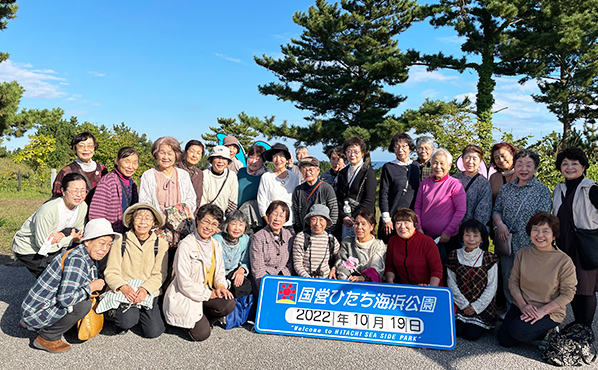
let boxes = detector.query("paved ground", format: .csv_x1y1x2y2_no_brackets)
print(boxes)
0,264,595,370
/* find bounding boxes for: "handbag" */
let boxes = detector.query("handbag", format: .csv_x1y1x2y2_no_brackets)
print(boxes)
61,250,104,340
77,292,104,340
494,201,524,257
575,227,598,270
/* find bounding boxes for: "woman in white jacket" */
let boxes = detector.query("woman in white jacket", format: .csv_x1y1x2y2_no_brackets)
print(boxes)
163,204,235,341
139,136,196,214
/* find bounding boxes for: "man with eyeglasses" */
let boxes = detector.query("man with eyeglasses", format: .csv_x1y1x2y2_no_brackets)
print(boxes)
291,156,338,234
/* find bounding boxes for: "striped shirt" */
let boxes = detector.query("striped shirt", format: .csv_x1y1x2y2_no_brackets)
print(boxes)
292,231,339,278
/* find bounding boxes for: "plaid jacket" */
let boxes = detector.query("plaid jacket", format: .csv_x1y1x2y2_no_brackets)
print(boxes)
20,244,95,330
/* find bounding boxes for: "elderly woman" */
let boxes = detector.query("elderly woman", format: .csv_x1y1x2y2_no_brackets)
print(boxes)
414,148,466,262
238,145,268,208
321,146,345,191
447,219,498,341
256,143,299,230
104,203,168,338
553,147,598,328
498,212,577,348
213,210,251,293
175,140,205,208
20,218,120,353
379,132,420,243
13,173,87,277
416,135,435,181
164,204,235,342
335,209,386,282
52,132,108,203
489,142,518,203
250,200,295,290
139,136,197,213
452,145,492,227
222,135,244,174
385,208,443,286
336,136,377,239
201,145,239,214
293,204,340,279
493,149,552,306
89,147,139,232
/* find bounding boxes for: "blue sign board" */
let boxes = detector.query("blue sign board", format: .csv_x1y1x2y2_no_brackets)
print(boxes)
255,276,455,350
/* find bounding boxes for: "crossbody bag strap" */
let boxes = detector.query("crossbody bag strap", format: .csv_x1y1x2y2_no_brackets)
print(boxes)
464,173,481,193
207,170,229,205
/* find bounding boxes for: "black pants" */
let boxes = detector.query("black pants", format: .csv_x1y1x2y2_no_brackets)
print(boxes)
39,299,91,342
497,305,558,347
15,250,64,278
571,294,597,328
188,298,235,341
115,297,164,338
456,321,486,341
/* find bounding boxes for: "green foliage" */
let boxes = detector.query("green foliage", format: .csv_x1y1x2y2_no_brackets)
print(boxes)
254,0,416,153
201,112,262,151
529,131,562,189
399,98,485,156
12,134,56,173
411,0,531,145
35,115,79,169
499,0,598,147
0,157,49,193
0,0,18,62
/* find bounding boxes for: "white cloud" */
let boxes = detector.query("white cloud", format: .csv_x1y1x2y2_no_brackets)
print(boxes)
495,76,538,94
67,93,82,101
420,89,438,98
0,60,67,98
214,53,242,63
88,71,106,77
406,66,459,86
435,36,464,44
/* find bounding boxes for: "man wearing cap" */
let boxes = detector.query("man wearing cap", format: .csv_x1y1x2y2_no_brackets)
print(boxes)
292,156,338,234
292,204,340,279
201,145,239,214
21,218,121,353
222,135,244,174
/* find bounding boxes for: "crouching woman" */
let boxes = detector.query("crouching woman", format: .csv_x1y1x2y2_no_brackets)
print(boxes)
163,204,235,341
20,219,120,353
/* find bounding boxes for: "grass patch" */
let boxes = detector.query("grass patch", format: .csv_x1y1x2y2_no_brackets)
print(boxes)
0,193,47,255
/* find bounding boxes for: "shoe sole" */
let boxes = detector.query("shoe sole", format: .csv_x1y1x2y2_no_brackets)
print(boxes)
33,339,70,353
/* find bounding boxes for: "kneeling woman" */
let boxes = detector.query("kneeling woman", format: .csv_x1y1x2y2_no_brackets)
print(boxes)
163,204,235,341
20,219,120,353
104,203,169,338
293,204,340,279
498,212,577,348
447,219,498,341
335,209,386,282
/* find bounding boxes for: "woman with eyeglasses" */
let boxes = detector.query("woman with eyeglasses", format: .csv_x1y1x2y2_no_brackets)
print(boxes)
335,136,377,240
51,132,108,204
163,204,235,341
13,173,88,277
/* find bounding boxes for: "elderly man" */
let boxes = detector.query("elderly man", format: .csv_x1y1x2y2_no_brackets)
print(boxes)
290,146,309,183
292,156,339,234
416,135,435,181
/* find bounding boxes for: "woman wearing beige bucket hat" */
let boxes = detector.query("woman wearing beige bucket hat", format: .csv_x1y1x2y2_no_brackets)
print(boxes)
104,203,169,338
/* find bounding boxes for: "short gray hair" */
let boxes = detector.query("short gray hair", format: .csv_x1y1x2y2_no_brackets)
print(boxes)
431,148,453,164
220,209,248,237
296,146,308,155
416,135,435,148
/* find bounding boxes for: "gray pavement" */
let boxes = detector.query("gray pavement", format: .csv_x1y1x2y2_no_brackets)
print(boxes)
0,264,595,370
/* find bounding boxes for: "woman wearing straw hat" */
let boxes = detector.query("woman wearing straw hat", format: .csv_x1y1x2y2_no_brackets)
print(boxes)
20,218,121,353
104,203,169,338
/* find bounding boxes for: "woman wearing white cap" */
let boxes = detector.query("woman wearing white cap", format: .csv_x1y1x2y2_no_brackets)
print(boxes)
20,218,121,353
201,145,239,214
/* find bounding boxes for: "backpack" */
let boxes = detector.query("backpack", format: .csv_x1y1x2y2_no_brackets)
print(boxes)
542,323,597,366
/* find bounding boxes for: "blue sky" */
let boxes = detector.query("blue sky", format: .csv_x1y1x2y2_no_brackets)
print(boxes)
0,0,560,162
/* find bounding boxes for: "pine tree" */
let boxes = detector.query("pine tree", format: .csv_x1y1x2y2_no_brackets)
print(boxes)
253,0,415,152
201,112,264,151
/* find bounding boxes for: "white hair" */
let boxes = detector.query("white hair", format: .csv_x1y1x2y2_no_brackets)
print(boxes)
416,135,435,148
431,148,453,164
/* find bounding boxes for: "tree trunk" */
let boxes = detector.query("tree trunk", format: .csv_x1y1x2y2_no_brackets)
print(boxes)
475,41,496,153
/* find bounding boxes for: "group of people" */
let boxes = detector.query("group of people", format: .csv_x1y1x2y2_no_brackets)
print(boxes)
11,131,597,358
